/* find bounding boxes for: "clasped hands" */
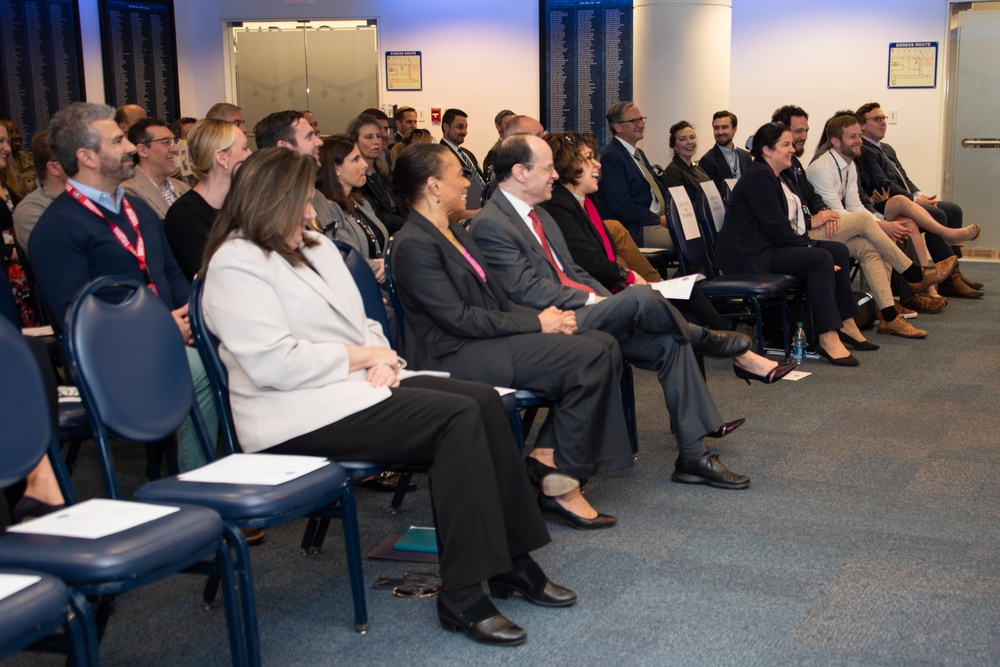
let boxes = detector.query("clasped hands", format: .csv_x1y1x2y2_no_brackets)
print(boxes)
367,346,401,388
538,306,578,335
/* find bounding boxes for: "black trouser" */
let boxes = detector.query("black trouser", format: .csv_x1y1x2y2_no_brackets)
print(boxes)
268,375,550,591
769,240,858,334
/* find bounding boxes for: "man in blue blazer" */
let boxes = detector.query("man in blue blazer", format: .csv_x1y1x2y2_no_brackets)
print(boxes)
594,102,673,249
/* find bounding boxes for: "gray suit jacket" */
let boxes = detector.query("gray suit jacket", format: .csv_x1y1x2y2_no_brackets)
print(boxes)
122,173,191,220
468,189,612,311
316,195,388,275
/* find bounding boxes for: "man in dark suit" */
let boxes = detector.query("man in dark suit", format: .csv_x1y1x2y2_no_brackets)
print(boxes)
391,106,418,147
441,108,488,216
594,101,673,249
470,134,752,490
698,110,752,193
857,102,983,298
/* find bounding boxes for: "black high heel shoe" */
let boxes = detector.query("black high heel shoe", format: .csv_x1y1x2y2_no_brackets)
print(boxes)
525,457,580,497
837,330,879,351
11,497,65,524
733,362,796,385
537,495,616,530
705,418,746,439
816,345,860,367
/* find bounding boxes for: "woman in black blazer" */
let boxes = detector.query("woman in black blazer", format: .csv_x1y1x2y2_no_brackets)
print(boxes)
659,120,712,205
390,143,636,531
540,132,794,384
715,123,867,366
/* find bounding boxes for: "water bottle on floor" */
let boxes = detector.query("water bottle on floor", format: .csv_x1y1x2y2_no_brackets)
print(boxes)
791,323,806,366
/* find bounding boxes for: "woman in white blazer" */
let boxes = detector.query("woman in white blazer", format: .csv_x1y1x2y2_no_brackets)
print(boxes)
199,148,574,647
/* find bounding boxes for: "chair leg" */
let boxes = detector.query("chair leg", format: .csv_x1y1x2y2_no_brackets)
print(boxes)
64,439,82,474
389,472,412,513
67,590,99,667
339,484,369,633
620,365,638,455
299,517,320,555
202,575,221,608
311,519,331,553
507,407,526,454
520,407,539,438
221,524,257,667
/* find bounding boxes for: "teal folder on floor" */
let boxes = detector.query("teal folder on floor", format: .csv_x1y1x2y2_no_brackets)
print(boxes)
393,526,438,554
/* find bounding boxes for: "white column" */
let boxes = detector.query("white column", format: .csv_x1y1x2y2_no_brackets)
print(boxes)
632,0,732,167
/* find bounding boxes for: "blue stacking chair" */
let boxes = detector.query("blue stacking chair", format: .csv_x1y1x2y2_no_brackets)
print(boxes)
0,569,96,666
64,277,369,665
664,188,799,356
0,316,244,665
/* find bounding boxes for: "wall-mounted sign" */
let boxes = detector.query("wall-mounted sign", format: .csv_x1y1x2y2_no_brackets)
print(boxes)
888,41,938,89
386,50,422,91
0,0,86,145
542,0,633,147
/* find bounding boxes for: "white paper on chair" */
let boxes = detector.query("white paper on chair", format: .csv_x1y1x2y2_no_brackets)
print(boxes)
7,499,180,540
650,274,706,301
494,387,517,397
700,181,727,232
177,453,330,486
666,186,702,241
0,574,42,601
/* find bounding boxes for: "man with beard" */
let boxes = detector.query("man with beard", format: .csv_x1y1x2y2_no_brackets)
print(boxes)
698,110,752,192
121,118,191,220
29,102,218,477
440,108,488,217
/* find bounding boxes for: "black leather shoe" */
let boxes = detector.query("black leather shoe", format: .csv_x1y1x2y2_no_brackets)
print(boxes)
692,329,752,358
524,457,579,497
671,453,750,489
355,471,417,493
837,330,879,351
705,418,745,439
489,561,577,607
733,362,796,385
815,345,860,367
437,594,527,646
11,497,65,524
538,494,616,530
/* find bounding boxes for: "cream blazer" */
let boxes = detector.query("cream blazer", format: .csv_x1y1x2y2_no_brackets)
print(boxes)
201,231,393,453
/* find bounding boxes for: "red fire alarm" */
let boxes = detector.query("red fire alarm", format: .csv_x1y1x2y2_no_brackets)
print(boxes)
430,108,442,123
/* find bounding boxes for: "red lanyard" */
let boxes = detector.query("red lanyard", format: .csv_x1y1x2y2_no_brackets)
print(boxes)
65,183,158,295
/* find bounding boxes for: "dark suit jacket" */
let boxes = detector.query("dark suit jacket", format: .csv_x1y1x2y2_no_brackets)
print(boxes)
469,189,612,311
539,183,630,290
780,155,828,227
715,161,809,275
389,210,540,383
858,137,916,202
660,154,711,205
594,138,667,246
441,140,486,207
698,144,752,192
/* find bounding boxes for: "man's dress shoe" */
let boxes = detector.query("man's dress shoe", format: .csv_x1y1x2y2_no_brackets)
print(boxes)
938,273,984,299
489,561,577,607
671,453,750,489
437,595,526,646
692,329,752,358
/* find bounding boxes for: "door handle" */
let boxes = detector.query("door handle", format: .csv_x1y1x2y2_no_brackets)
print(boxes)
961,138,1000,148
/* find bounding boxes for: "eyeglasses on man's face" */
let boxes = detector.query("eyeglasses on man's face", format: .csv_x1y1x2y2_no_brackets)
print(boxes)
140,137,181,147
618,116,647,127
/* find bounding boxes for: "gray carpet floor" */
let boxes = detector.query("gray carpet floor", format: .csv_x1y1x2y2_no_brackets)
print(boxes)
9,262,1000,666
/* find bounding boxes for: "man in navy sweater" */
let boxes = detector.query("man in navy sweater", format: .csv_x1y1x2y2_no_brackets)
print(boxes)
30,102,216,476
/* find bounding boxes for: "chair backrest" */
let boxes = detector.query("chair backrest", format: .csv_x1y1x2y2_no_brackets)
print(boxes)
381,236,406,348
663,186,708,276
65,277,207,498
189,278,240,455
697,181,727,254
334,241,392,342
0,318,54,487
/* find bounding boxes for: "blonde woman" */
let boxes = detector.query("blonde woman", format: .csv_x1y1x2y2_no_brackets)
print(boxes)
164,119,251,281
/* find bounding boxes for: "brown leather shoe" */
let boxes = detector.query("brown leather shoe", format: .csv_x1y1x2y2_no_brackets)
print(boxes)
878,316,928,338
894,302,918,319
907,256,956,293
938,273,984,299
901,293,947,314
955,266,984,290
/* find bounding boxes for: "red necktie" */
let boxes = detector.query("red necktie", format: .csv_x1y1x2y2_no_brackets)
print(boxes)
529,209,596,295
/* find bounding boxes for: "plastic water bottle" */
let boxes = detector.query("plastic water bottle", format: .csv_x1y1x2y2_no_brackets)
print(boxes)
791,323,807,366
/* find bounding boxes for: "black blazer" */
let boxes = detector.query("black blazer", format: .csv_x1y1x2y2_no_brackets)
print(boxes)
698,144,752,191
594,138,667,245
780,155,828,226
538,183,630,290
389,211,541,384
858,138,917,203
660,154,711,205
714,161,808,275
